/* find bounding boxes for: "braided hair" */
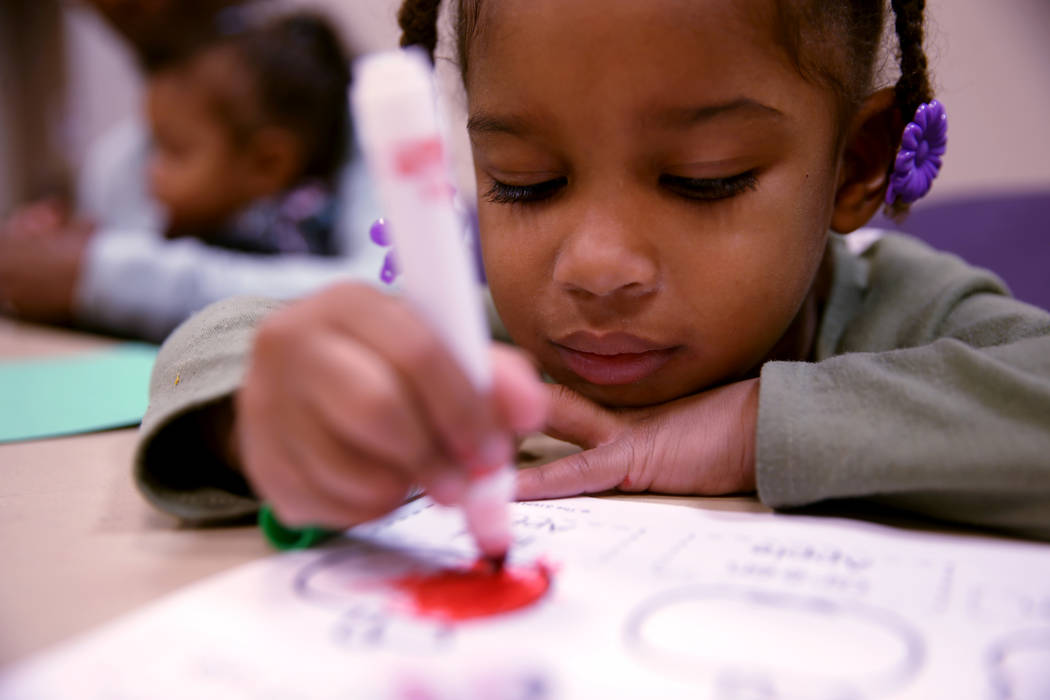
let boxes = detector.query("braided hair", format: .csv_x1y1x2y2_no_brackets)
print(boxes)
890,0,935,117
397,0,935,210
397,0,440,57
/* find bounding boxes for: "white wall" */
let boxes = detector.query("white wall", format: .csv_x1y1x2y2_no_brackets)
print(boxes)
925,0,1050,199
284,0,401,54
60,4,143,179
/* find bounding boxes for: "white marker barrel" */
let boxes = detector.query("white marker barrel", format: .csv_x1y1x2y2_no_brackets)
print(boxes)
352,48,512,558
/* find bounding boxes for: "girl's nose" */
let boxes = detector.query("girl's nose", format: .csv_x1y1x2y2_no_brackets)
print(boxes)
552,215,659,298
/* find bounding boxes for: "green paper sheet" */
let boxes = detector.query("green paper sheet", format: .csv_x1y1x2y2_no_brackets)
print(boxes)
0,343,158,443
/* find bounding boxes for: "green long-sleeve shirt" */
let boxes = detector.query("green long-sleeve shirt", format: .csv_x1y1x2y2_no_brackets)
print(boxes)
135,232,1050,539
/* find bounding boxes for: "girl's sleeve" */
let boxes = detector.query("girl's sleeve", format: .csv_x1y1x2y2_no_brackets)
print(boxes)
756,236,1050,540
133,296,283,524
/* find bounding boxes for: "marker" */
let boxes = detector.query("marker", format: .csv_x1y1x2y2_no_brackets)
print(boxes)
351,48,514,565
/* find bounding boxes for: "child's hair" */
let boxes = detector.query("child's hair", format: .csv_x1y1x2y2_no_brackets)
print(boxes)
396,0,934,215
222,13,352,182
156,11,352,183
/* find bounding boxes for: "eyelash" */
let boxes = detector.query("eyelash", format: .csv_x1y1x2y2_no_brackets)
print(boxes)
484,177,567,205
483,171,758,206
659,171,759,201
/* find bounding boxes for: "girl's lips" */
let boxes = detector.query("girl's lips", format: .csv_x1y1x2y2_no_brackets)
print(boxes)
554,345,679,386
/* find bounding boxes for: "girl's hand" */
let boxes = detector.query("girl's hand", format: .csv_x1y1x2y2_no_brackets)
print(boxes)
235,283,547,528
516,379,759,499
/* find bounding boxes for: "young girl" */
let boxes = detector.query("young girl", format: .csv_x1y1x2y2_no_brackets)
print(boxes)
146,12,350,255
135,0,1050,540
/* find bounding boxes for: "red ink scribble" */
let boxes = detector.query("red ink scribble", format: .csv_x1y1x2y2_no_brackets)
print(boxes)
394,137,443,177
390,559,551,622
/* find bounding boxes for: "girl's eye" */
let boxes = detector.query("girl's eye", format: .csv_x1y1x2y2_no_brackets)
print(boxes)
660,171,758,202
484,177,567,205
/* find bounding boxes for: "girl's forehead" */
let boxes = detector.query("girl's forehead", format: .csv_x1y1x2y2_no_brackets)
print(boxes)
469,0,782,66
465,0,809,120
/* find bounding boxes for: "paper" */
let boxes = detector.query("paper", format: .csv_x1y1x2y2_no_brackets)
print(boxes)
0,343,157,443
3,496,1050,699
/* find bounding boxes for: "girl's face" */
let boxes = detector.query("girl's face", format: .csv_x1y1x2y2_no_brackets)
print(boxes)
468,0,844,408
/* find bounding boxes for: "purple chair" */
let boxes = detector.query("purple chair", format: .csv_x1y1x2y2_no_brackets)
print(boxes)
871,191,1050,311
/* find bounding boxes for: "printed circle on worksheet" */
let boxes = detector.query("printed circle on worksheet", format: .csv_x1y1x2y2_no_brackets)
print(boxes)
986,628,1050,700
624,586,923,698
293,541,467,606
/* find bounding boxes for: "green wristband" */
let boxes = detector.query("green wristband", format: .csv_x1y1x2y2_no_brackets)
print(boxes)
258,503,337,550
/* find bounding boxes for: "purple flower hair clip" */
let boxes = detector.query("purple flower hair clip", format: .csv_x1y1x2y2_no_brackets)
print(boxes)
886,99,947,206
370,218,400,285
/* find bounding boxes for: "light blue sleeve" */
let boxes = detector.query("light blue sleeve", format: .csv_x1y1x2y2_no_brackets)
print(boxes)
75,231,386,342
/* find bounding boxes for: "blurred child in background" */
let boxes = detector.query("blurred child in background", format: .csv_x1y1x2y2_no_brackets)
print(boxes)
0,3,382,342
147,12,350,256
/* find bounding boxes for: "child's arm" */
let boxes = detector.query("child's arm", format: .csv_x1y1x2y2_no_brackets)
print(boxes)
135,283,546,527
755,306,1050,538
756,235,1050,539
77,232,386,342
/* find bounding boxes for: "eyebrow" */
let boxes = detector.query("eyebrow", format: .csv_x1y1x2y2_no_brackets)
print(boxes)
466,113,536,137
467,98,785,138
646,98,786,129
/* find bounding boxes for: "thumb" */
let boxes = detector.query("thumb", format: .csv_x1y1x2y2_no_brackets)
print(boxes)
544,384,620,449
515,443,628,500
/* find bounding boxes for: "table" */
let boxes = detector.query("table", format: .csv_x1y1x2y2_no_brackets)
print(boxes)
0,318,770,667
0,319,272,665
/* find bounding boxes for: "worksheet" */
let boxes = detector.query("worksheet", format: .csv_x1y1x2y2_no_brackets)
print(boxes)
2,497,1049,699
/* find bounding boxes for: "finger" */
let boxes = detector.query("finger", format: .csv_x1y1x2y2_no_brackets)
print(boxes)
543,384,620,449
300,330,436,476
514,444,629,500
237,344,411,529
420,462,468,505
243,395,415,529
327,284,512,470
249,297,478,513
238,417,371,528
285,418,413,525
490,344,548,435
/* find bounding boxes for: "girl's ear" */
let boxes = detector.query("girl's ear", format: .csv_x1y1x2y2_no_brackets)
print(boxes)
831,87,902,233
244,127,304,196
